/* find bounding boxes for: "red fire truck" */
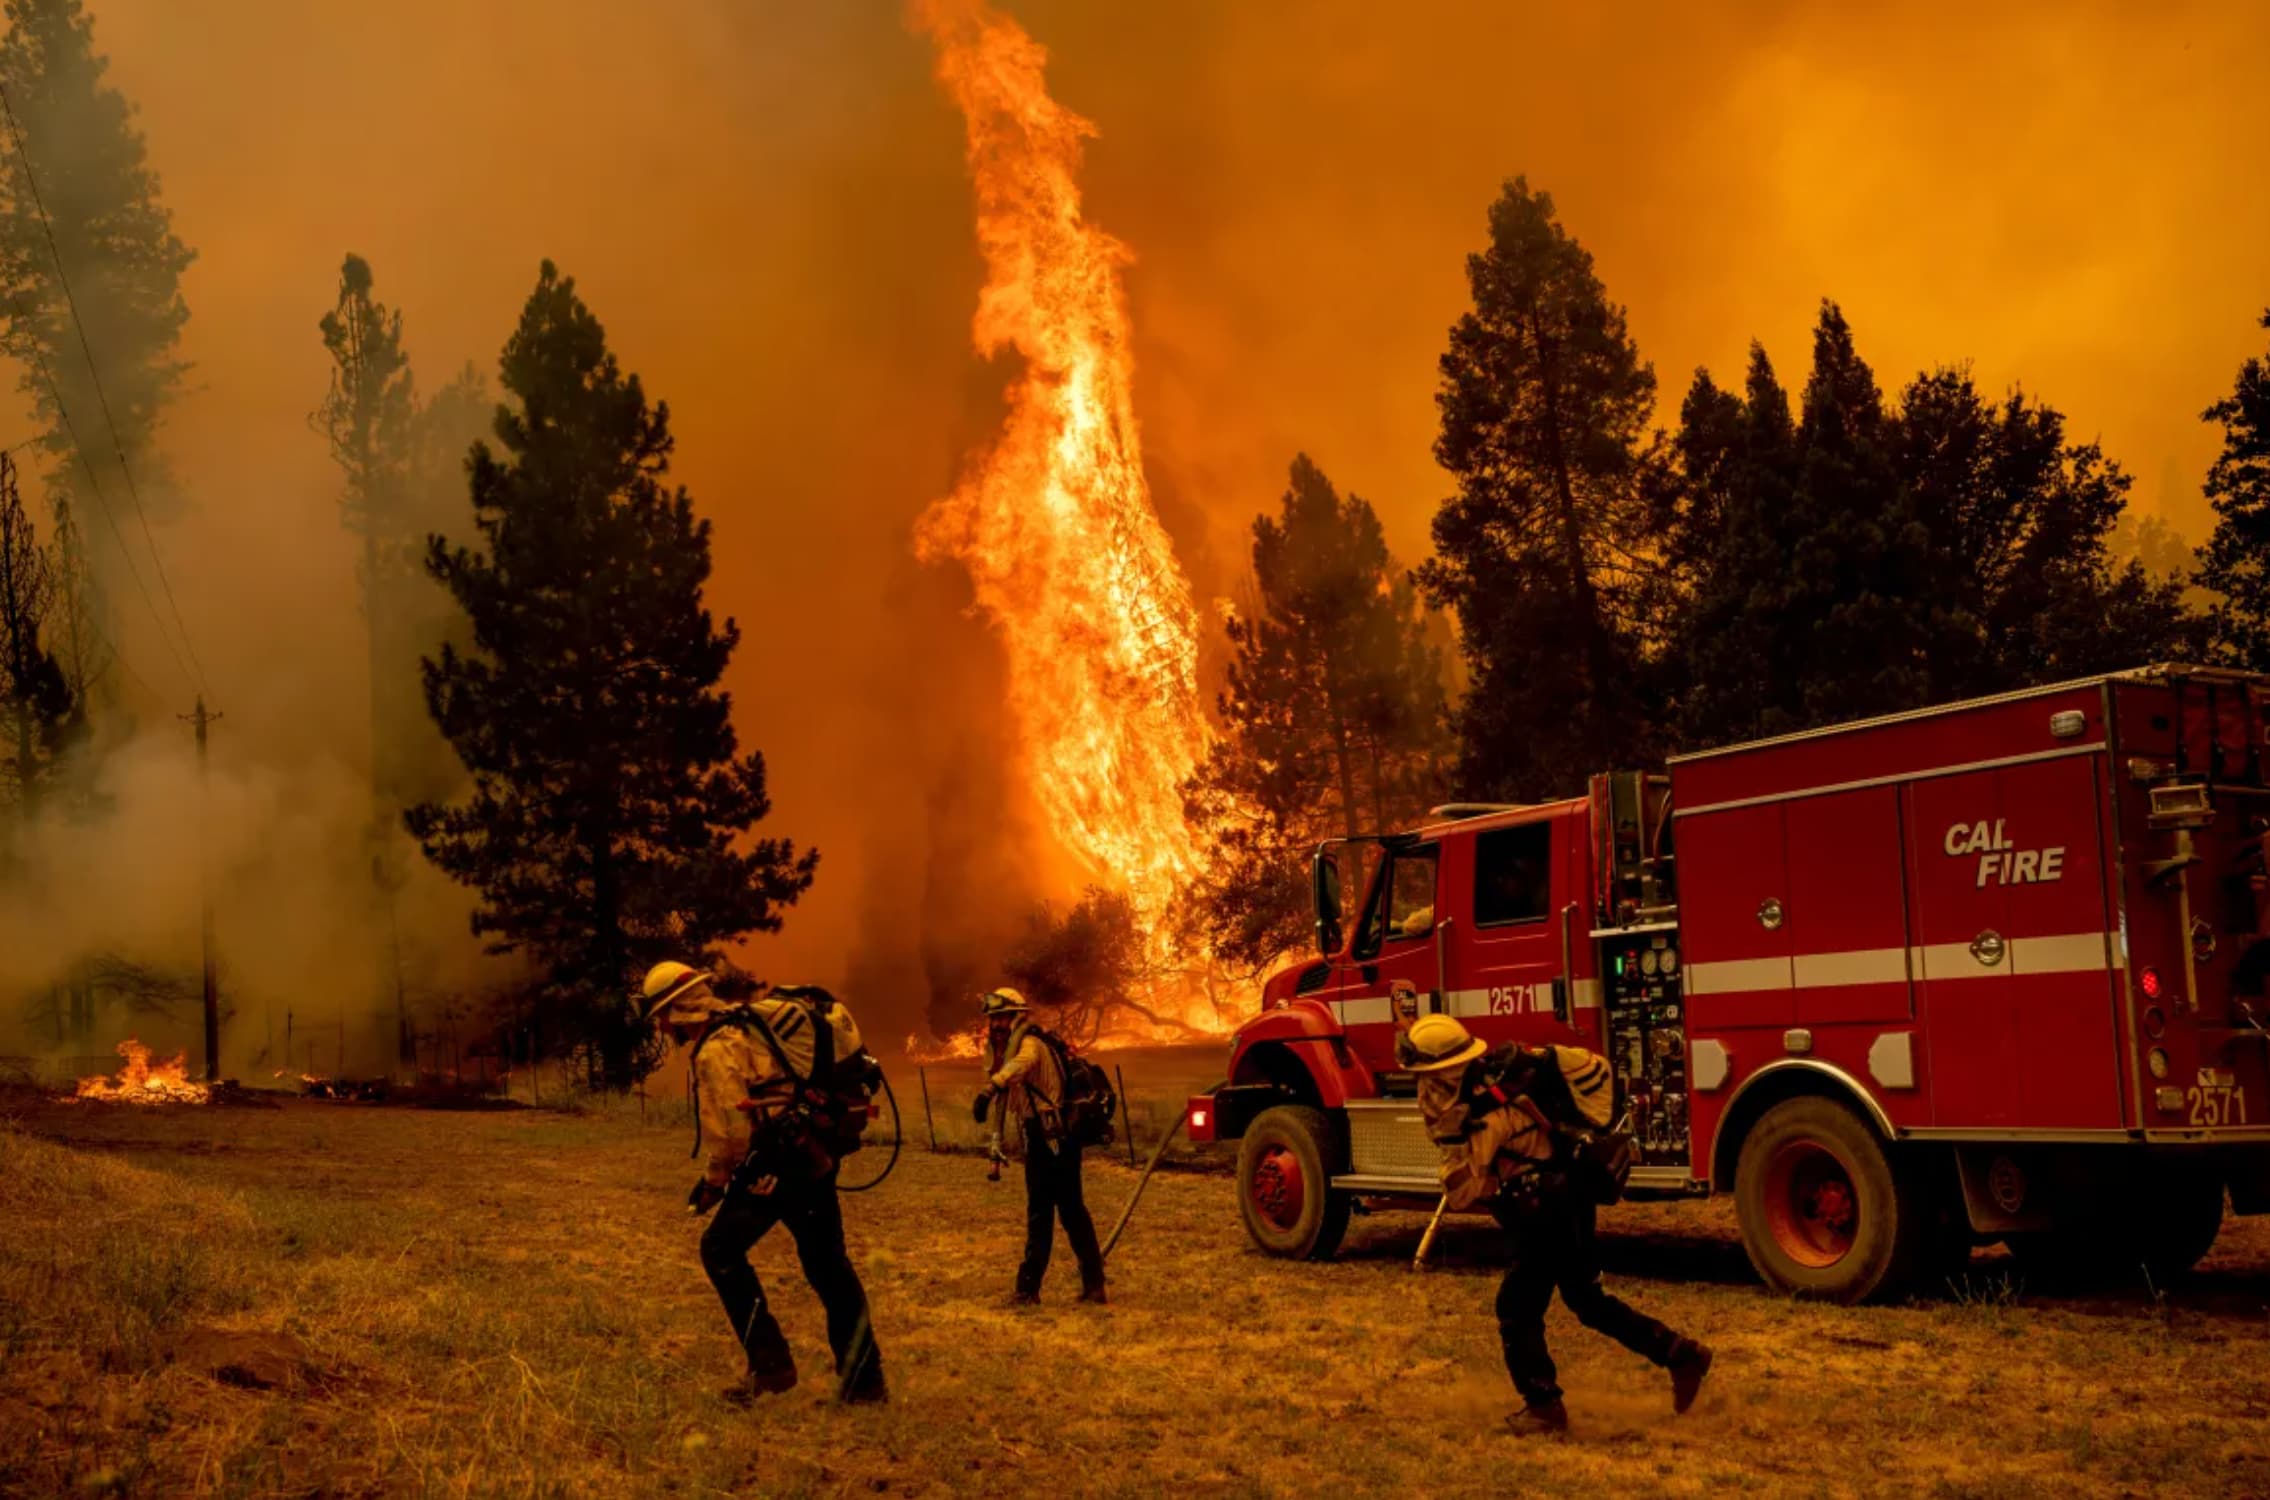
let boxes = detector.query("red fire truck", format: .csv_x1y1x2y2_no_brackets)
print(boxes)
1186,666,2270,1301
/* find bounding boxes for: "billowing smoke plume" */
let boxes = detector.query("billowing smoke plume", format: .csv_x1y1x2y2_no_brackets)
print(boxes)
1,0,2256,1059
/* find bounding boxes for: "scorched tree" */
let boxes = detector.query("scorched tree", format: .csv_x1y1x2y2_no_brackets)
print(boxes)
408,261,816,1088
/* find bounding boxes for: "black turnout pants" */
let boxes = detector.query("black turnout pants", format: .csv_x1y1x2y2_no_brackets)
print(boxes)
1018,1118,1105,1296
1494,1186,1680,1408
700,1166,882,1393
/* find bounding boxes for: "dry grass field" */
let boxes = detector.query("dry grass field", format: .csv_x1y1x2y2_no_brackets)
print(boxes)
6,1072,2270,1500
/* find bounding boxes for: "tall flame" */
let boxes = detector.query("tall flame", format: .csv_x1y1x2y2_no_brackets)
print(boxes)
912,0,1209,927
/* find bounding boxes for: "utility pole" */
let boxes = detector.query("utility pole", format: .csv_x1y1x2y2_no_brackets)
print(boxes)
183,696,222,1080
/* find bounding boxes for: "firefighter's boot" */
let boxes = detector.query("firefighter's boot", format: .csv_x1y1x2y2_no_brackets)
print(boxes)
1669,1339,1714,1415
838,1365,889,1407
1505,1399,1570,1437
720,1361,799,1407
1078,1280,1108,1306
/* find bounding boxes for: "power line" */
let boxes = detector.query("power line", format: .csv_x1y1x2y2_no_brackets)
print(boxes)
1,300,195,694
0,75,207,698
0,425,157,699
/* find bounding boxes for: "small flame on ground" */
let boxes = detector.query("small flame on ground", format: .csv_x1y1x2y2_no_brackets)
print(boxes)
75,1038,210,1104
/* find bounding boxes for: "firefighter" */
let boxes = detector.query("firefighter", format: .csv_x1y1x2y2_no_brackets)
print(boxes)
971,987,1107,1307
641,961,887,1406
1402,1014,1711,1435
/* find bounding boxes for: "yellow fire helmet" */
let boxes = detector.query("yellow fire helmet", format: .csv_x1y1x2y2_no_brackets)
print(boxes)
1402,1014,1486,1074
639,960,713,1022
981,987,1031,1018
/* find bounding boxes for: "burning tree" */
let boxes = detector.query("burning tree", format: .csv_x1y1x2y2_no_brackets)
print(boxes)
407,261,816,1089
912,0,1212,987
999,887,1195,1048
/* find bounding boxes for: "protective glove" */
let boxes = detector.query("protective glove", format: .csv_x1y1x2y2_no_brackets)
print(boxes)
687,1179,724,1216
972,1086,995,1124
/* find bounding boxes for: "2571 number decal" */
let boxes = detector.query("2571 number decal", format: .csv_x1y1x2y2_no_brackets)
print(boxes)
2187,1085,2249,1127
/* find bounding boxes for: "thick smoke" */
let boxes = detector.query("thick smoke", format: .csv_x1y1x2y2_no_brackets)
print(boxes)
6,1,2260,1057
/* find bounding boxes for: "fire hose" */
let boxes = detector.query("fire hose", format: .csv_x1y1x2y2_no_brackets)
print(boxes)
1099,1079,1224,1263
835,1069,903,1194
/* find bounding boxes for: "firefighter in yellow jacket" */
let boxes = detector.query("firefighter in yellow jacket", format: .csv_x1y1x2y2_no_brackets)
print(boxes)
642,961,886,1406
973,988,1107,1306
1404,1014,1710,1435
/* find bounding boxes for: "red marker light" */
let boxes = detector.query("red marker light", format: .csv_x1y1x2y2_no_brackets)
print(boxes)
2140,967,2163,1001
1191,1108,1209,1131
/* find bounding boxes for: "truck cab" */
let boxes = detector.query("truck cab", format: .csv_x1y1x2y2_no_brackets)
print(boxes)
1192,778,1693,1260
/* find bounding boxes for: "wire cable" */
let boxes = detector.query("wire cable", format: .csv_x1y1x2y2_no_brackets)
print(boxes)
0,76,206,696
1,298,193,693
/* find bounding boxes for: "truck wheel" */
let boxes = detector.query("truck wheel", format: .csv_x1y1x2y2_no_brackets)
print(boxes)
1735,1096,1920,1303
1237,1105,1351,1261
2141,1171,2226,1278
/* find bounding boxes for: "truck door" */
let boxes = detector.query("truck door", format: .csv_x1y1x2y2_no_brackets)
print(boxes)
1454,812,1595,1049
1329,840,1443,1059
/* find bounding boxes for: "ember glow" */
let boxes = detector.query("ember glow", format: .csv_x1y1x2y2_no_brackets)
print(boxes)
912,0,1212,933
75,1038,210,1105
904,1031,986,1064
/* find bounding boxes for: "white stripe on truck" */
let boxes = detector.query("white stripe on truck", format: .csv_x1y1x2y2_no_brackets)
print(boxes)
1686,930,2121,995
1327,980,1600,1028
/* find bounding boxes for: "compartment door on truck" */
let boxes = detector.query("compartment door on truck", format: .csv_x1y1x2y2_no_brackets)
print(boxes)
1906,759,2121,1130
1455,815,1591,1048
1783,786,1913,1027
1681,802,1796,1030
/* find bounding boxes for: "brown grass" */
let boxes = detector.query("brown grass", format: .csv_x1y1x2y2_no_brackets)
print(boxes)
5,1082,2270,1499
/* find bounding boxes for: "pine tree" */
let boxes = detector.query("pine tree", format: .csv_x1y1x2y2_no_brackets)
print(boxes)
1673,309,2197,748
313,252,424,1070
1419,178,1664,798
1893,366,2191,690
0,451,69,816
2200,311,2270,670
0,0,194,566
1670,344,1807,741
1673,305,1941,741
406,262,815,1087
1181,455,1449,970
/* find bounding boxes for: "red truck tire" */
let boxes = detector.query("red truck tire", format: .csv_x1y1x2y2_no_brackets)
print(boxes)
1735,1096,1923,1303
1237,1105,1352,1261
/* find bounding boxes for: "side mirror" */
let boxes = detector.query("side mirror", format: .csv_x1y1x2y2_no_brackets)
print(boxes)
1312,848,1343,956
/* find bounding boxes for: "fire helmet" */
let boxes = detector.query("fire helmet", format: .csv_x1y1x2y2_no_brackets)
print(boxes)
639,961,714,1023
981,987,1030,1018
1402,1014,1486,1074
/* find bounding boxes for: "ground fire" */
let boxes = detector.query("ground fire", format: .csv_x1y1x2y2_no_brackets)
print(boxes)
73,1038,210,1105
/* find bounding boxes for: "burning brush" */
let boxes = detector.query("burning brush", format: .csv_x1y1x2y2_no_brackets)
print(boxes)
75,1038,211,1105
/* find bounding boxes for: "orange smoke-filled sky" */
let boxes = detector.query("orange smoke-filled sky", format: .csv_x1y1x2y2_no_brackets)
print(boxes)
79,0,2270,989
